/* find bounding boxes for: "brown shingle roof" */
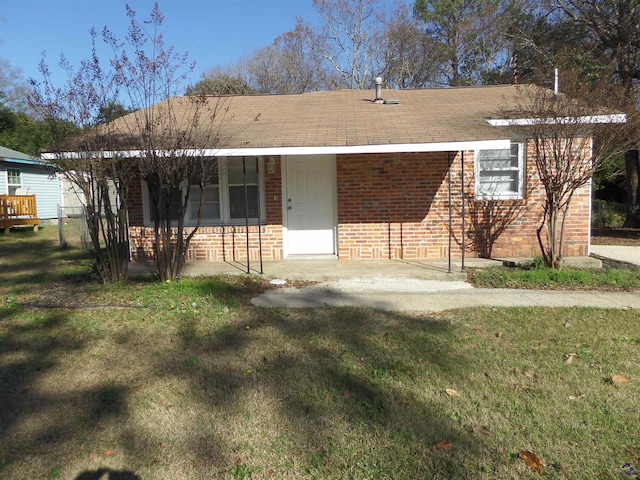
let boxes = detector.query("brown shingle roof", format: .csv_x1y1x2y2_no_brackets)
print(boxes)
108,84,534,153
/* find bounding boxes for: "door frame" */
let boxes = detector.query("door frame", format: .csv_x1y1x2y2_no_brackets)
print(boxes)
281,154,338,257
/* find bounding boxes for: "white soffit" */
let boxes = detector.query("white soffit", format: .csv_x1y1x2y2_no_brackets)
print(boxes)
487,114,627,127
42,139,512,160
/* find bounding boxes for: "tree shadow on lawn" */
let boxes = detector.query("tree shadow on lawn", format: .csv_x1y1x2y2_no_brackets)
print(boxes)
163,303,483,478
0,283,485,478
0,307,145,478
0,236,93,286
75,468,141,479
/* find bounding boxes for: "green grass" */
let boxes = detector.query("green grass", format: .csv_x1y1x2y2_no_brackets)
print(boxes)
468,261,640,290
0,226,93,286
1,229,639,479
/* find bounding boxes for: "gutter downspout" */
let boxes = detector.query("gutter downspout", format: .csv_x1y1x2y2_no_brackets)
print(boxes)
461,151,466,272
257,157,264,274
243,156,250,274
447,152,452,273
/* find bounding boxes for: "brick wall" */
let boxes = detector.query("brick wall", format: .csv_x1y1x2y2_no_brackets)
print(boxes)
336,147,591,259
130,224,284,262
128,148,592,262
128,155,284,261
337,152,454,258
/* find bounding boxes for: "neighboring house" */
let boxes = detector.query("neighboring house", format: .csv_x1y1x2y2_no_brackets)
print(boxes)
48,85,621,262
0,146,60,227
59,172,120,214
59,173,86,210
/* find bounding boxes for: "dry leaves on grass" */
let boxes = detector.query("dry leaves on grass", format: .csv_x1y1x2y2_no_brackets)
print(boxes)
519,450,545,474
434,440,453,450
434,440,455,456
445,388,461,397
612,374,630,385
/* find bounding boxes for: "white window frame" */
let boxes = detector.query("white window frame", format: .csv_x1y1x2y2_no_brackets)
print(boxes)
475,142,525,200
143,157,265,226
188,163,222,223
225,157,262,222
7,168,22,195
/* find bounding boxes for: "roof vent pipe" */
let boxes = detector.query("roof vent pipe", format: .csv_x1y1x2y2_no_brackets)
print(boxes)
374,76,384,104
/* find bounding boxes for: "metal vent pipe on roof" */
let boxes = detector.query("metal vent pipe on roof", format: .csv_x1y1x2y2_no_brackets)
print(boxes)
373,77,400,105
374,77,384,104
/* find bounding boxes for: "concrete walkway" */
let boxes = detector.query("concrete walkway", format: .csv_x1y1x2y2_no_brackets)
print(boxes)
129,250,640,313
247,249,639,313
251,278,640,312
590,245,640,266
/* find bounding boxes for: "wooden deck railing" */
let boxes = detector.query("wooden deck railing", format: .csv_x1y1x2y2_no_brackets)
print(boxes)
0,194,40,231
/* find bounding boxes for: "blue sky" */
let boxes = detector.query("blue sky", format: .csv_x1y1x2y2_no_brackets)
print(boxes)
0,0,319,90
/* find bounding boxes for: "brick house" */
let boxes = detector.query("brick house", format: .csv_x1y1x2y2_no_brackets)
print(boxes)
121,84,614,263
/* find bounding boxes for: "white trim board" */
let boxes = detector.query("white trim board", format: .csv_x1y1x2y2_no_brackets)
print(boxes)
487,114,626,127
42,139,512,160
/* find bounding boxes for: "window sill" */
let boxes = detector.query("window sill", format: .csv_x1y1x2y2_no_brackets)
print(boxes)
143,219,264,228
474,194,524,201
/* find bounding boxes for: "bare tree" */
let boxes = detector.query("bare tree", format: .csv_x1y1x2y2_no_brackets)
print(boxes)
554,0,640,226
186,67,256,96
377,3,441,88
241,21,339,94
503,81,631,268
308,0,383,89
30,32,133,282
0,59,31,112
103,3,228,281
413,0,511,86
111,96,227,281
32,3,229,282
500,1,582,84
194,20,339,96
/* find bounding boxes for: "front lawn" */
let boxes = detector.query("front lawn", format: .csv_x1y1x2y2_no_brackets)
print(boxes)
468,260,640,290
1,229,639,479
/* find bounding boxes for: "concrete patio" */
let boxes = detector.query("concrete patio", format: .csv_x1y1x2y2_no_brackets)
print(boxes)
129,257,481,281
128,255,602,282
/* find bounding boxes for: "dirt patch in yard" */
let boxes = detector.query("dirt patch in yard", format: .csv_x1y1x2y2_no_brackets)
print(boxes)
591,227,640,246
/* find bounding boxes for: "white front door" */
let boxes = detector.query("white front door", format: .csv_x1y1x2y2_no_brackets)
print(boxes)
285,155,336,255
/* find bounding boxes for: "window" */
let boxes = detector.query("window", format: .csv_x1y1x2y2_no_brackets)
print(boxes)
227,157,259,219
144,157,264,225
476,143,524,199
189,163,221,222
147,185,182,223
7,169,22,195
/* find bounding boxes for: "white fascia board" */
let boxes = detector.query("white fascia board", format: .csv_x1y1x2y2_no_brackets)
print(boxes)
211,140,511,156
41,139,511,160
487,114,627,127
